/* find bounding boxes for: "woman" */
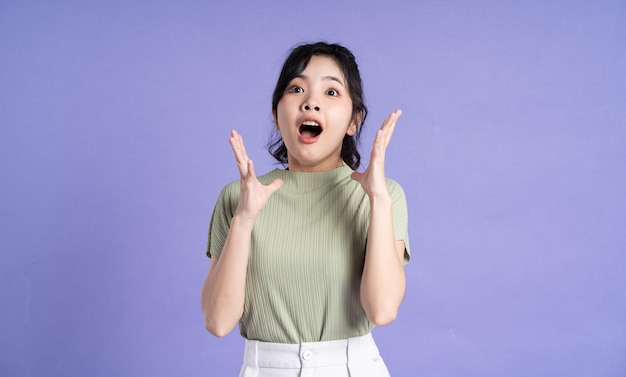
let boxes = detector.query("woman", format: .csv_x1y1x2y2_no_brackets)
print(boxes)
202,42,410,377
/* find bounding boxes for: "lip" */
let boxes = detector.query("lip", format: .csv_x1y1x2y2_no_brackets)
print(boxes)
297,117,324,144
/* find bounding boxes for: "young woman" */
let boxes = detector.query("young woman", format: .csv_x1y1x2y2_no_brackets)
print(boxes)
202,42,410,377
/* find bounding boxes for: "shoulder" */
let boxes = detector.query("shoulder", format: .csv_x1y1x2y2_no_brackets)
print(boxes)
385,177,406,197
217,179,239,200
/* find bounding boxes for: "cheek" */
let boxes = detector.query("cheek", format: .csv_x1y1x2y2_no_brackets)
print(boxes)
331,105,356,133
275,100,293,127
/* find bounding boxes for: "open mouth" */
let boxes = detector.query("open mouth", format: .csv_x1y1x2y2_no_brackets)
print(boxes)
299,121,323,137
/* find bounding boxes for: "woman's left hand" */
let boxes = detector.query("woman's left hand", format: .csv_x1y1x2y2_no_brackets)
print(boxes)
351,109,402,197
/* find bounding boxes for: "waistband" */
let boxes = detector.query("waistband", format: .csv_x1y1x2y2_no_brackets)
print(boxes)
243,333,381,369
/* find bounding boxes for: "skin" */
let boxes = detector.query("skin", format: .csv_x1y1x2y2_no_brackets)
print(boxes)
274,55,357,172
201,56,406,337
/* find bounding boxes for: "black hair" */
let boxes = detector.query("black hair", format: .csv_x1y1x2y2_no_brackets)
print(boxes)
268,42,368,170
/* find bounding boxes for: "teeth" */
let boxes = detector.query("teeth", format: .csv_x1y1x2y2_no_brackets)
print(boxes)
299,120,323,137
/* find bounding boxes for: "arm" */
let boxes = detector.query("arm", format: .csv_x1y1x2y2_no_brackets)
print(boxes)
352,110,406,326
201,130,283,337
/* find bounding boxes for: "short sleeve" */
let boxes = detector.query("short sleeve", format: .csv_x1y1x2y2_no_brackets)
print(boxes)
206,182,239,259
387,179,410,264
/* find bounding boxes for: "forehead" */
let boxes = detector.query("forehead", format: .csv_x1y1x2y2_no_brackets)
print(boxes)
299,55,345,82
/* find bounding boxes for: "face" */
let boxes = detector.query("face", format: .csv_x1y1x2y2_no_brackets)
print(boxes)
274,55,356,172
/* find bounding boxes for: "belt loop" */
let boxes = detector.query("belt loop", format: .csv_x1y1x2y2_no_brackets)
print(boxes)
254,340,259,371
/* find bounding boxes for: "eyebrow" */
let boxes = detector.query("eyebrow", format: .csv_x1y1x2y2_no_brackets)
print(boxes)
295,74,345,87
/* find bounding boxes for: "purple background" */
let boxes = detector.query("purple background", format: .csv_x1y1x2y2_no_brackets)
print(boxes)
1,1,625,376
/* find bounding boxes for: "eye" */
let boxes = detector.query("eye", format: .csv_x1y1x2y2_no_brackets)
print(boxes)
326,88,339,97
287,85,304,94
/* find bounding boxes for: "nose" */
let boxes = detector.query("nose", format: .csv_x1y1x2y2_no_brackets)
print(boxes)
302,94,321,112
304,104,320,111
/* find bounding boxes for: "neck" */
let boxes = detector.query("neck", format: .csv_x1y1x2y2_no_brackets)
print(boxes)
287,157,344,172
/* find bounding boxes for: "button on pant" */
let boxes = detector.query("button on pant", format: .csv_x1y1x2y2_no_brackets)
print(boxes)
238,333,391,377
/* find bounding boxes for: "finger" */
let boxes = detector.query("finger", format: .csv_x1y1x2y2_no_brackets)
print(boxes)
371,111,401,162
230,130,250,162
241,159,258,190
380,109,399,129
246,159,256,179
371,129,386,161
351,171,363,182
229,130,250,177
376,113,394,150
382,110,400,136
379,109,401,149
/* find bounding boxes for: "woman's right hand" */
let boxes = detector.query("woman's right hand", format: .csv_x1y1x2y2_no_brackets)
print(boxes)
229,130,283,221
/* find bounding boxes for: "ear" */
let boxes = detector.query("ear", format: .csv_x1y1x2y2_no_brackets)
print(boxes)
346,122,357,136
346,111,363,136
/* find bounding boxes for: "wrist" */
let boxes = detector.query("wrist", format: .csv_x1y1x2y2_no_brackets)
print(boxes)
231,212,256,229
369,192,392,207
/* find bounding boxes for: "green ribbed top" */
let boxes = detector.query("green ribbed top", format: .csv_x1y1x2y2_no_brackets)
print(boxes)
207,164,410,344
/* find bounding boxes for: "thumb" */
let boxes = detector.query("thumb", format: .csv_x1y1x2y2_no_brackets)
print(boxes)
267,178,284,194
351,171,363,182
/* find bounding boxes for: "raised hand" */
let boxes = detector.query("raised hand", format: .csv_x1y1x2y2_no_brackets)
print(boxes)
351,109,401,198
229,130,283,220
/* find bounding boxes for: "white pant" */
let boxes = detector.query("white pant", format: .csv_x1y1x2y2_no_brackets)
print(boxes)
238,333,391,377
